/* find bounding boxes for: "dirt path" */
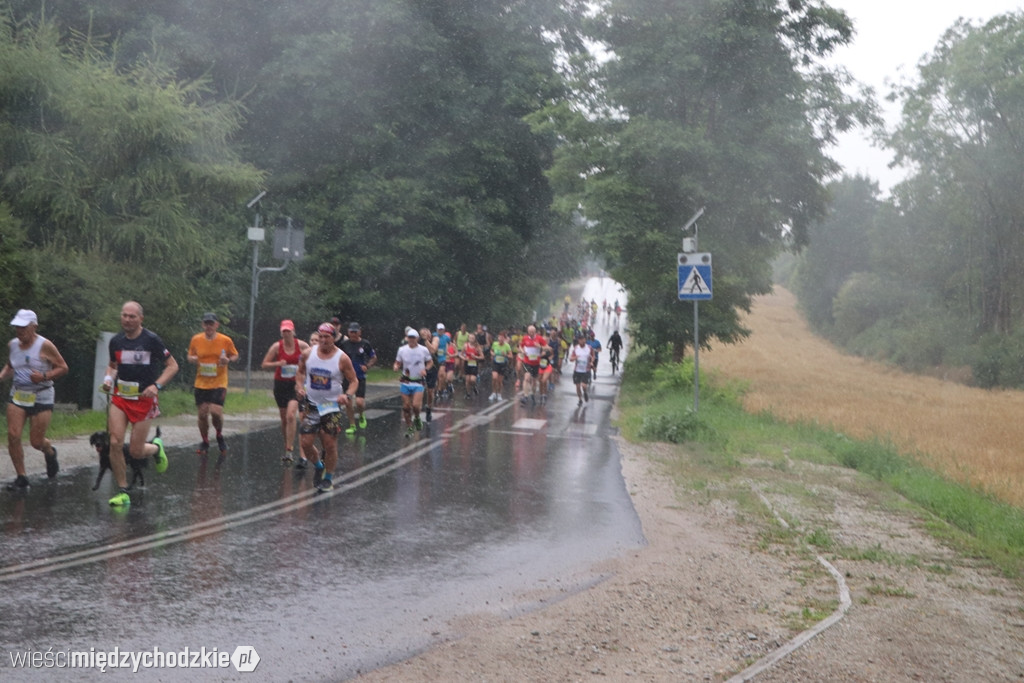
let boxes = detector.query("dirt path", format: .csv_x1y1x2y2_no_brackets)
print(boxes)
354,291,1024,682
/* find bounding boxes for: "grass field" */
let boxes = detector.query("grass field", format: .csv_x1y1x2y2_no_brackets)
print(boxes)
701,287,1024,508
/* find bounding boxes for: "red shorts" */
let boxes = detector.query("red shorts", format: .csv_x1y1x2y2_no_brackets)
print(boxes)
112,395,161,424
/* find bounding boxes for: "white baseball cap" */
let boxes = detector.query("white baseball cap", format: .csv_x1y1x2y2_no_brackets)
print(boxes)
406,327,418,338
10,309,37,327
436,323,445,330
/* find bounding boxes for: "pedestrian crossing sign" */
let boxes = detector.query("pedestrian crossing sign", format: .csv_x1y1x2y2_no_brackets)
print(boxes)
678,252,712,301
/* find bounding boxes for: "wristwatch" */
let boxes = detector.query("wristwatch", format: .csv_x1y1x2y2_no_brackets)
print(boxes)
155,383,164,391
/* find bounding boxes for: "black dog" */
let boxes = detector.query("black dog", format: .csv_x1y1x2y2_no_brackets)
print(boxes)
90,427,161,491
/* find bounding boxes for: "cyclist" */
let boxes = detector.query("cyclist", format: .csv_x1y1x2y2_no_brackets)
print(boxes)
608,329,623,373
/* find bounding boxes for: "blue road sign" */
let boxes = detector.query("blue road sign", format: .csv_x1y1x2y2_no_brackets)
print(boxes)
678,252,712,301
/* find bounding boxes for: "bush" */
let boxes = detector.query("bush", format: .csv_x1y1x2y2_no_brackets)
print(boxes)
638,409,717,444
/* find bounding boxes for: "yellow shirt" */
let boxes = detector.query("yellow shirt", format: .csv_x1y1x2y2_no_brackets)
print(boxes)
188,332,238,389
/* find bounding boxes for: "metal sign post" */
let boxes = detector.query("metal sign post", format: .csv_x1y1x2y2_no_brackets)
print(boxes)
244,192,305,393
678,207,710,412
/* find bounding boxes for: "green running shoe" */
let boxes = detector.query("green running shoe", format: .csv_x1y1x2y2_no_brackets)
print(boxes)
109,489,131,507
345,424,357,435
152,437,168,473
358,415,368,429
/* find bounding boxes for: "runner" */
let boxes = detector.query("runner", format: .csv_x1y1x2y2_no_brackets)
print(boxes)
489,331,512,402
569,334,593,407
102,301,178,506
453,323,470,381
419,327,437,422
434,323,453,400
517,324,546,405
394,327,433,436
461,334,483,399
261,319,311,463
295,322,358,492
187,312,239,456
338,322,377,433
587,329,603,380
537,332,554,405
2,310,68,490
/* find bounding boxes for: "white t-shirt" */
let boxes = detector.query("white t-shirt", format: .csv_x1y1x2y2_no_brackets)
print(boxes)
571,344,592,373
396,344,432,381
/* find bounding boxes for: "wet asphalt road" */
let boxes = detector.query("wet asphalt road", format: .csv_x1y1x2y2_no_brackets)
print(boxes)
0,281,640,681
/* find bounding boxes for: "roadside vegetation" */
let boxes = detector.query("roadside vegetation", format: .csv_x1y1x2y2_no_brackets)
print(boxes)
618,349,1024,583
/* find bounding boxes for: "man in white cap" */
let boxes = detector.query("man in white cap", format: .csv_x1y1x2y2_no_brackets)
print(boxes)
1,309,69,490
434,323,453,399
393,327,433,436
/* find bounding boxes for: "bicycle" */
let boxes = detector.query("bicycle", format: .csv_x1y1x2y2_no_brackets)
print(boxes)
610,347,620,375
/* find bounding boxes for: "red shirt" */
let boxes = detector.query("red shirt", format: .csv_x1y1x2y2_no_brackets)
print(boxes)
519,335,546,367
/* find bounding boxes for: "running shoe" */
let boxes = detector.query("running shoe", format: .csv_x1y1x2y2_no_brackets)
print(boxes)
45,447,59,479
282,452,294,465
405,425,415,438
6,475,29,491
520,395,528,405
425,407,432,423
196,441,209,456
540,395,547,405
152,436,168,473
313,462,325,486
583,389,589,402
216,433,227,455
578,399,583,407
316,477,334,492
108,489,131,507
295,457,308,470
413,416,423,431
465,393,471,399
345,424,357,435
358,415,368,429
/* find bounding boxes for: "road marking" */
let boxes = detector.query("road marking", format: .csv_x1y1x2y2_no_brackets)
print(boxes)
0,399,517,583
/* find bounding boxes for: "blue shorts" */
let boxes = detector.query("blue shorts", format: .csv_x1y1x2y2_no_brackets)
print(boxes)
400,381,425,396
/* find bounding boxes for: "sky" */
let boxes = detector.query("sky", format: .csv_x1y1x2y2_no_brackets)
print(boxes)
825,1,1021,193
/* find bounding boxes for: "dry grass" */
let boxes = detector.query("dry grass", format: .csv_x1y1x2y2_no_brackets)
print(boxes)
702,287,1024,508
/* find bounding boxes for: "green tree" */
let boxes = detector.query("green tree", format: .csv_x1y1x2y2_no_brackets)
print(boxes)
556,0,875,359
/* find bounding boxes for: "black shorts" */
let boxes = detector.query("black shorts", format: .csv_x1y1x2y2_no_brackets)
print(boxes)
273,379,299,408
194,387,227,407
464,365,478,377
425,366,439,389
492,361,507,376
341,377,368,398
523,364,539,377
6,399,54,418
573,371,591,385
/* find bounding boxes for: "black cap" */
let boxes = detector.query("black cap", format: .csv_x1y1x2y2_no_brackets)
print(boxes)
347,322,361,332
202,312,218,322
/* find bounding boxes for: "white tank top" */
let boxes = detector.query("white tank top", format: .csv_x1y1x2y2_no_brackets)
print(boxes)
304,346,345,414
8,335,55,405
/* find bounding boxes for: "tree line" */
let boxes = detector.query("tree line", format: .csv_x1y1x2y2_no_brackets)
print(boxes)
1,0,869,404
790,13,1024,389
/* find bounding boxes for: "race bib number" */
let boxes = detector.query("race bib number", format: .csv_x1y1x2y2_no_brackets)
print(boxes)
524,346,539,361
199,362,218,377
12,390,36,408
117,379,141,400
280,364,298,379
539,359,549,369
317,400,340,416
467,359,477,368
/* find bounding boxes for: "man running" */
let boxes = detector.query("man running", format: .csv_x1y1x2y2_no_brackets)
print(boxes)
587,329,603,380
261,319,310,463
461,334,483,399
2,309,69,490
569,334,593,407
434,323,453,400
187,312,239,456
295,322,359,492
338,322,377,433
102,301,178,506
419,327,438,421
394,327,433,436
517,324,546,405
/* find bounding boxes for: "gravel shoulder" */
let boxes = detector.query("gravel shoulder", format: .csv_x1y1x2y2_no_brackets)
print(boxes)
355,439,1024,682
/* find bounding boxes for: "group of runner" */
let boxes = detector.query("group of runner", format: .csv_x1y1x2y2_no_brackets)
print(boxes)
3,303,624,501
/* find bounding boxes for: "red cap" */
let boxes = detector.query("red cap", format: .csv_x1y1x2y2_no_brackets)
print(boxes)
318,322,335,335
280,319,295,332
